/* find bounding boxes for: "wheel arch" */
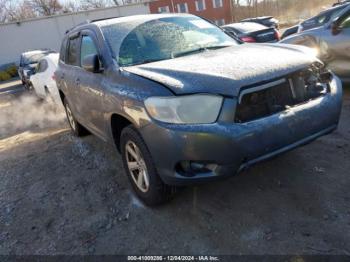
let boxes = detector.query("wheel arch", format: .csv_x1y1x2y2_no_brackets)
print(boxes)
111,113,134,152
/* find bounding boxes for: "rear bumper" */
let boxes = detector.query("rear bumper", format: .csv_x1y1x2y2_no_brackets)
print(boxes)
140,76,343,186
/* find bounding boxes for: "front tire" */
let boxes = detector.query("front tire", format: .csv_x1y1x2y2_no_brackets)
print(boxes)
63,98,88,137
120,126,175,206
24,81,32,91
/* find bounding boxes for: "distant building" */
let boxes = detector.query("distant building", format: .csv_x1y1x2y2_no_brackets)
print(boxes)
148,0,233,26
0,0,235,66
0,3,149,66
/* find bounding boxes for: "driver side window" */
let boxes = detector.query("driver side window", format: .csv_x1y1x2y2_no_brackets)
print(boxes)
80,35,98,66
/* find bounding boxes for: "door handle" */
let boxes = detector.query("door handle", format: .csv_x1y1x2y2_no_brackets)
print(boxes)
60,73,65,80
75,78,80,85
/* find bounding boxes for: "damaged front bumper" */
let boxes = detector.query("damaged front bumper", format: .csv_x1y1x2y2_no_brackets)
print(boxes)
140,76,343,186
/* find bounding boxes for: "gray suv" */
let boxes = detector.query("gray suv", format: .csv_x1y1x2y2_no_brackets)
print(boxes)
56,14,342,205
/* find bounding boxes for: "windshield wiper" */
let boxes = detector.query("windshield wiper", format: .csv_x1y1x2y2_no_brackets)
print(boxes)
123,45,233,66
173,47,207,58
173,45,232,58
125,58,167,66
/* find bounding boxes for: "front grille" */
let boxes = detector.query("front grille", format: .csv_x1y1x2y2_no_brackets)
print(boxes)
235,67,330,123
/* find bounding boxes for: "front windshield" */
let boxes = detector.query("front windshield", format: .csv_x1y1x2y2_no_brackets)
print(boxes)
102,16,238,67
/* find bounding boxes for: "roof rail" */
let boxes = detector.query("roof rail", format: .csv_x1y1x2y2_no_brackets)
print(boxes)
64,16,124,34
90,16,124,23
65,20,90,34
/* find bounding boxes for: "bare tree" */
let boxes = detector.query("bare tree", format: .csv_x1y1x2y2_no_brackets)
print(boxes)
0,0,9,22
62,1,81,13
80,0,109,10
111,0,121,5
25,0,62,16
14,1,37,20
0,0,21,22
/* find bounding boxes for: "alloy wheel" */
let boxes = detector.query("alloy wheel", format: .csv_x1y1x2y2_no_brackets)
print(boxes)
125,141,150,193
65,104,76,131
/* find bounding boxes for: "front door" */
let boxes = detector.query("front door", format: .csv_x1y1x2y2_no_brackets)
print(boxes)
75,31,106,139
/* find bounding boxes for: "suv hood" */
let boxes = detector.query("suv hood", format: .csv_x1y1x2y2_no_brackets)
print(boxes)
124,44,317,97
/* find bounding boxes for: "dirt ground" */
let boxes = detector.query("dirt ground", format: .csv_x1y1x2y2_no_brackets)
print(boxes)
0,80,349,255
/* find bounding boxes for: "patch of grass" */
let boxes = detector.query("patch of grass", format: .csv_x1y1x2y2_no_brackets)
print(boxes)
5,65,18,77
0,64,18,82
0,71,12,81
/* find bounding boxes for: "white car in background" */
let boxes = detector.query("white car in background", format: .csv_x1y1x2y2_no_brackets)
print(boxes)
29,53,60,103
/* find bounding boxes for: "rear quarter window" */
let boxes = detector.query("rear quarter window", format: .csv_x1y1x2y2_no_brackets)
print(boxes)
37,60,48,73
60,38,68,62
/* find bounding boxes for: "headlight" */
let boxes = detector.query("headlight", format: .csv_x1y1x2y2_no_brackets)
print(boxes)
144,94,223,124
308,62,332,84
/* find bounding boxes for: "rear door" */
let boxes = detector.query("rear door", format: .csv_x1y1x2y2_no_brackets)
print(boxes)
59,33,83,120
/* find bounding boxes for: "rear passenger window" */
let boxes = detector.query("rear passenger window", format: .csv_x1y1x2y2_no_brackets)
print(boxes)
36,60,48,73
80,35,98,65
67,37,80,65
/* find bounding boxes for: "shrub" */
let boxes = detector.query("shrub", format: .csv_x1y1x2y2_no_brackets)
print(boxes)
5,65,18,77
0,71,12,81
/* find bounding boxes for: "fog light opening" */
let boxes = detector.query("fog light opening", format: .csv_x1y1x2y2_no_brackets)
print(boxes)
176,161,217,177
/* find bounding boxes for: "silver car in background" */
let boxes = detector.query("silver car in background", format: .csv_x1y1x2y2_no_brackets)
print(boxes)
281,5,350,82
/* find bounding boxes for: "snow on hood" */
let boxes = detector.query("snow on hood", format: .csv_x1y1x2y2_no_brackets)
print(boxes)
124,43,318,97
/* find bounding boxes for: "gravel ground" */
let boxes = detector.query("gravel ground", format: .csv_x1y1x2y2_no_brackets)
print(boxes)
0,81,349,255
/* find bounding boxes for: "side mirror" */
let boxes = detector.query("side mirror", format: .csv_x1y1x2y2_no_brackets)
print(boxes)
331,22,341,35
82,54,101,73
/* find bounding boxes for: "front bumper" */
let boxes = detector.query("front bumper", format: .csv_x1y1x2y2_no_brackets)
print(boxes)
140,76,343,186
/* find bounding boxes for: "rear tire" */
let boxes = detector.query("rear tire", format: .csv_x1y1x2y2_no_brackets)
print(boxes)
120,125,175,206
63,98,88,137
24,81,31,91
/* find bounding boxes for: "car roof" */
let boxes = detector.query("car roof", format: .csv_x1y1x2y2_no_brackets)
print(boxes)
65,13,196,39
93,13,194,27
223,22,268,33
22,50,51,57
